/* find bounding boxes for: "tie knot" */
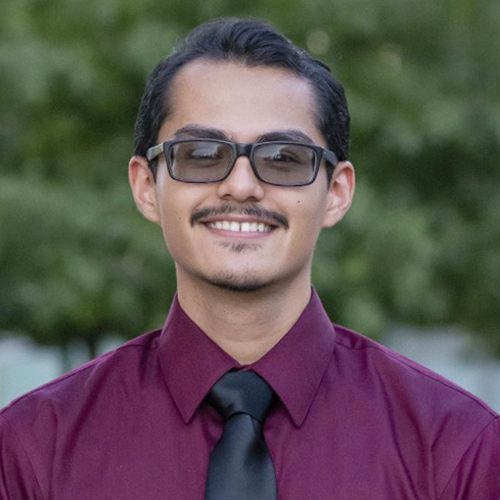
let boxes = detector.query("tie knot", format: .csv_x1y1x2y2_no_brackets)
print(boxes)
208,371,275,423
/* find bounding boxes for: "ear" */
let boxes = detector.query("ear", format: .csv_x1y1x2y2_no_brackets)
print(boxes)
128,155,161,224
322,161,355,228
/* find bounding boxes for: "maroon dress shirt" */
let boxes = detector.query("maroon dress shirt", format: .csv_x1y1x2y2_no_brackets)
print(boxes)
1,289,499,499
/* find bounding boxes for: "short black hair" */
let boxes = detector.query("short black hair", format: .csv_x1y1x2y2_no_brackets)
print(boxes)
134,18,350,179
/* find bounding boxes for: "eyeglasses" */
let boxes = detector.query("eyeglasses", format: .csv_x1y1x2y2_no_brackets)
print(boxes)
146,138,338,187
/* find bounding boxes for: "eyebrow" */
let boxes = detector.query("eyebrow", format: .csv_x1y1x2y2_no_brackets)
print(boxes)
172,124,315,144
173,125,230,141
256,130,314,144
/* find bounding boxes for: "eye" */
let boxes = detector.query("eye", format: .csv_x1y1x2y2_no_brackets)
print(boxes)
257,144,313,168
173,141,230,167
189,147,220,160
187,145,222,162
268,153,297,163
261,145,300,164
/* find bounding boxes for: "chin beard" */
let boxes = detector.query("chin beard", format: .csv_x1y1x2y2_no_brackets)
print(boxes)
201,272,271,293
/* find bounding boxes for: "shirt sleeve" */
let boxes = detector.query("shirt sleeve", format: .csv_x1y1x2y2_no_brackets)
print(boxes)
440,416,500,500
0,413,44,500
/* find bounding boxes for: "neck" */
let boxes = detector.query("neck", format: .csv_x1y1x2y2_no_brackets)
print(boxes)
176,274,312,364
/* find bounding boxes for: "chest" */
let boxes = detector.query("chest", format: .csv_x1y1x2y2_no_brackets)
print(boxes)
46,407,435,500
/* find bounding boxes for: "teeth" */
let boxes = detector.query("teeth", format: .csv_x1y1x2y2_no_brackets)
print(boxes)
208,221,271,233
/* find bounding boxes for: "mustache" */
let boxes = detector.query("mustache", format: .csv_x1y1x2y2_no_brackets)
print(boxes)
190,204,289,229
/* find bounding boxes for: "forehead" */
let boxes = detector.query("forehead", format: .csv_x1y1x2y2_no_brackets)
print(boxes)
159,60,323,144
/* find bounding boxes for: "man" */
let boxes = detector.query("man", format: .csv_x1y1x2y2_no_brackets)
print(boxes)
1,18,499,500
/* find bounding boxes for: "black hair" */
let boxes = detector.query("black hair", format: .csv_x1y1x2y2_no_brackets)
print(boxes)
133,18,350,180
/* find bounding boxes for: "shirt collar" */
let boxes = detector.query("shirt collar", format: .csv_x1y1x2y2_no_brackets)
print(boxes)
157,288,336,427
251,288,336,427
157,298,239,424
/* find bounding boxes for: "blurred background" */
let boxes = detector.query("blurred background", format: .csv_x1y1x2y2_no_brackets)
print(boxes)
1,0,499,408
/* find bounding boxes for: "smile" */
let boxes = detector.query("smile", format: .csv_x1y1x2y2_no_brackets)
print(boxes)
207,221,272,233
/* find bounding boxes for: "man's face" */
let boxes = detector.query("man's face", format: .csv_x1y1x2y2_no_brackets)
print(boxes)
130,60,354,293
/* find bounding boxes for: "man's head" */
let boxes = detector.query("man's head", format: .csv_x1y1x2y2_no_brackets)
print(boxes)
129,18,355,296
133,18,350,179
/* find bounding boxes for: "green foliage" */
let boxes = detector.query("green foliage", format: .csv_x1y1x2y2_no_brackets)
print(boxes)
1,0,499,355
0,176,173,355
312,0,500,353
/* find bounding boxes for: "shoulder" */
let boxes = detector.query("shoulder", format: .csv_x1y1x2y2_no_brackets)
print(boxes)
333,323,497,418
0,328,162,426
331,324,500,496
0,329,164,498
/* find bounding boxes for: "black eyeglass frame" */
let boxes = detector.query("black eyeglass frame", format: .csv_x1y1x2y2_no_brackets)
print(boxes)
146,138,338,187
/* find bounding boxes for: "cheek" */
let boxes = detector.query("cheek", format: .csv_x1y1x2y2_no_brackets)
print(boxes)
281,199,327,260
156,192,188,249
292,194,328,232
156,179,189,224
156,184,209,252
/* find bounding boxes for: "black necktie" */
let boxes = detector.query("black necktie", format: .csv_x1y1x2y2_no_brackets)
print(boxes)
204,370,277,500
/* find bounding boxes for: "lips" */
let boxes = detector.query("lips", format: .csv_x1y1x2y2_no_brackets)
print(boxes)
190,204,289,230
206,221,272,233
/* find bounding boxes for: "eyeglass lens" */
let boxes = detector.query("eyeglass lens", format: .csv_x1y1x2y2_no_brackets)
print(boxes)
168,141,317,185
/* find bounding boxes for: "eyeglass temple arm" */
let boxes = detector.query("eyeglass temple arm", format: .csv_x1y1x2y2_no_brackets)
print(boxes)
323,149,338,167
146,144,164,161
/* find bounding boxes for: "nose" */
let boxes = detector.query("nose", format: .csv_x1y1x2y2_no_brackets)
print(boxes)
216,156,265,202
